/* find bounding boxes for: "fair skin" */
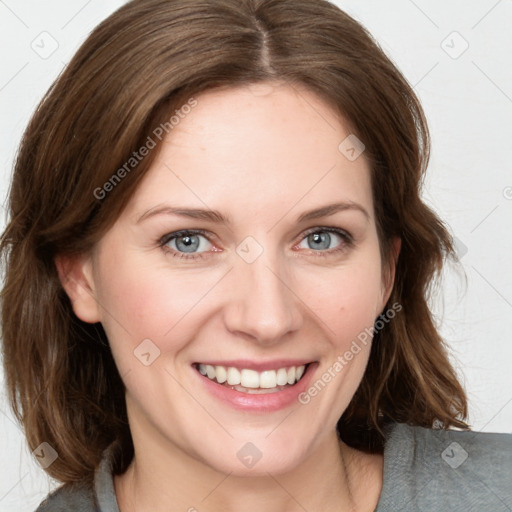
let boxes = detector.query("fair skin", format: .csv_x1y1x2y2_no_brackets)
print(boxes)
58,83,398,512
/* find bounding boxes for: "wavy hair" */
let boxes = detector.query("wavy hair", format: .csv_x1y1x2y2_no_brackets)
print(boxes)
0,0,467,484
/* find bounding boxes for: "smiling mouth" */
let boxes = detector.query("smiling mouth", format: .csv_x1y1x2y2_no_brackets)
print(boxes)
193,363,310,394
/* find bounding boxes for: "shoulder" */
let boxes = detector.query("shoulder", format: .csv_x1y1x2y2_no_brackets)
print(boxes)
34,443,120,512
34,481,97,512
377,423,512,511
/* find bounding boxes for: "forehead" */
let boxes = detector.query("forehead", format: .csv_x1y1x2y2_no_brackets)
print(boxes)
125,84,373,226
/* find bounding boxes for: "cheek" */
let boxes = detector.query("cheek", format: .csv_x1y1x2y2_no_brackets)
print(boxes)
300,257,384,345
294,257,384,429
93,248,222,360
95,231,384,362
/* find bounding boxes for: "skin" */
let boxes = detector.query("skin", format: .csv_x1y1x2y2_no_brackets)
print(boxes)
58,83,399,512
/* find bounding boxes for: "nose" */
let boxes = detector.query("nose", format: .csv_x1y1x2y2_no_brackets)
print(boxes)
222,251,303,346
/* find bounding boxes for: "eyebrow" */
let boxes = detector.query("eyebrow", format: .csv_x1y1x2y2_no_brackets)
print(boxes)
136,201,370,225
297,202,369,223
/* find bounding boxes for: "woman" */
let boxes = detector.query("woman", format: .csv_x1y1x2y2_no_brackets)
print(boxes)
1,0,510,510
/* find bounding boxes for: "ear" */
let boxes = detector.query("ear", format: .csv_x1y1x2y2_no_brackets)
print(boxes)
380,236,401,308
55,253,102,323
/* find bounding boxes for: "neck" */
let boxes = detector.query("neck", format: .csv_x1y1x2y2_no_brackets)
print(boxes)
115,426,382,512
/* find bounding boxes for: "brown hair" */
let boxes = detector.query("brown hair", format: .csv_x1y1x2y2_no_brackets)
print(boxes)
0,0,467,484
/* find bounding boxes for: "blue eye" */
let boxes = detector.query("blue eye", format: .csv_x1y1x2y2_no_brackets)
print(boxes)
159,227,352,260
297,228,351,252
161,230,213,256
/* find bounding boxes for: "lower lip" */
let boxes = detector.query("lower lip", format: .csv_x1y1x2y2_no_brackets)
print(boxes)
193,363,318,412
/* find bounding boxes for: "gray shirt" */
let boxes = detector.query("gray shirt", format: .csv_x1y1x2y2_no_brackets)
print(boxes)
35,423,512,511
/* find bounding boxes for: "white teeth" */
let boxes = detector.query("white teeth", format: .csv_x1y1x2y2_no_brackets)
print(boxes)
206,364,216,380
227,367,241,385
276,368,289,386
259,370,277,388
215,365,227,383
240,369,259,388
197,363,307,389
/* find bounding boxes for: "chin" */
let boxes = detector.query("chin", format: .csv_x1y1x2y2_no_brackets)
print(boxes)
193,433,311,477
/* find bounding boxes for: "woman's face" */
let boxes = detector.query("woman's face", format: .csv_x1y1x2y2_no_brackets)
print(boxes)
76,83,395,475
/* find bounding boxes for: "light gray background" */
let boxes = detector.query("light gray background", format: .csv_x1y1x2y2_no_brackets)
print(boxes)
1,1,511,510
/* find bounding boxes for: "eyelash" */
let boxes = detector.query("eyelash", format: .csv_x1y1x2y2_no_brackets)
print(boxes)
158,227,354,261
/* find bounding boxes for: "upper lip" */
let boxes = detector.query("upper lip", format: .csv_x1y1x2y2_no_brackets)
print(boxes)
193,359,314,372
